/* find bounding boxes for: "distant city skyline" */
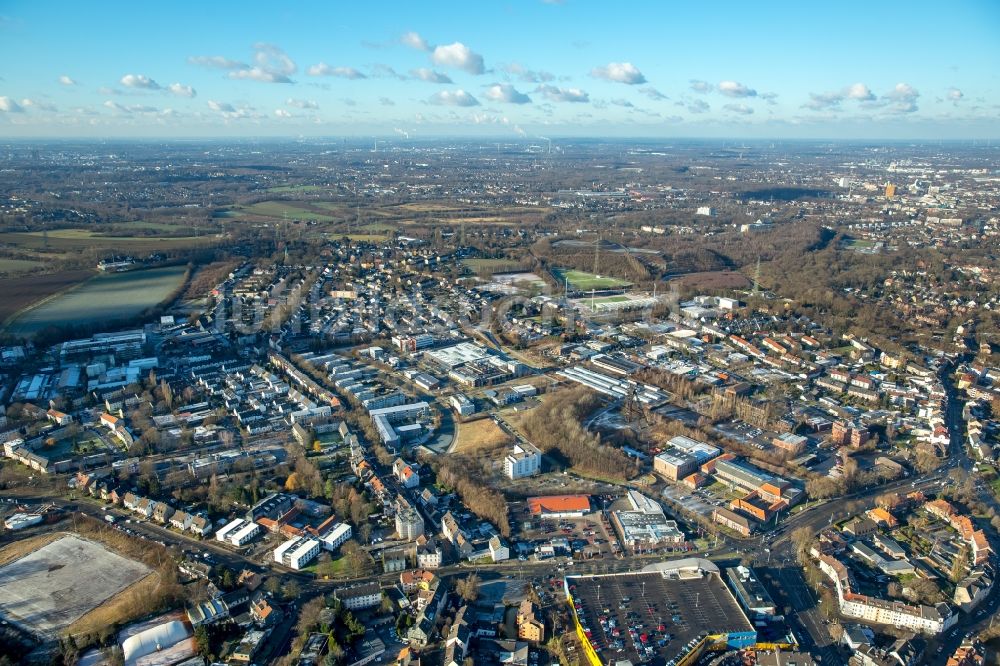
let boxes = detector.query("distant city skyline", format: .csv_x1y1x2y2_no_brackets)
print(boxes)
1,0,998,139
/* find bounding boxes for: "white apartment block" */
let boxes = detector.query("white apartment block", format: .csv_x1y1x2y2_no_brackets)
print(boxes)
504,442,541,480
274,537,321,570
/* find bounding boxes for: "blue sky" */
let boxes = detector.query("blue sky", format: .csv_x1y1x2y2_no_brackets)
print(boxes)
0,1,998,138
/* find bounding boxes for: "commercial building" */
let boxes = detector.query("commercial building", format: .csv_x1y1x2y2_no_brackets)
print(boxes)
370,402,430,447
713,507,752,536
450,393,476,417
504,442,542,480
726,566,777,617
528,495,591,519
713,458,803,506
565,559,755,666
653,435,720,481
611,489,684,549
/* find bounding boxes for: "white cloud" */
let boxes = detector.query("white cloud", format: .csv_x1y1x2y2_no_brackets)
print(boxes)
410,68,452,84
207,100,235,113
760,92,778,104
804,82,876,111
718,80,757,98
431,42,485,75
884,82,919,113
380,97,395,106
804,92,843,111
286,98,319,109
429,89,480,107
536,84,589,103
228,68,292,83
370,64,406,80
0,97,24,112
253,43,295,75
590,62,646,85
401,31,431,52
167,83,196,98
207,100,258,119
224,44,296,83
274,109,292,118
689,79,712,93
685,99,710,113
723,103,754,115
845,83,875,101
58,75,76,86
104,101,158,113
20,98,57,111
483,84,531,104
610,98,634,108
307,63,366,79
638,87,667,101
947,87,964,104
500,62,554,83
187,55,248,70
120,74,160,90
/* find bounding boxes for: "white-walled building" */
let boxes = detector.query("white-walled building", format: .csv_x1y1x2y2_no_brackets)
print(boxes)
334,581,382,610
274,536,321,570
216,518,248,543
321,522,353,551
229,520,261,546
504,442,541,480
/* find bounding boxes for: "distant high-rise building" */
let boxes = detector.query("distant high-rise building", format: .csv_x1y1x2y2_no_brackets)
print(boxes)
884,184,896,198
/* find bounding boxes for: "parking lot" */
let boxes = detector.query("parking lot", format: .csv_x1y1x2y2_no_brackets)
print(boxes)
513,503,620,562
567,570,753,665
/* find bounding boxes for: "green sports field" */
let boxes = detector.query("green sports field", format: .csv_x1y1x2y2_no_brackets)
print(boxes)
553,268,632,290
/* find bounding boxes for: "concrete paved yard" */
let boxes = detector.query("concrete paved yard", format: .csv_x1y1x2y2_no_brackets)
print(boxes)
0,534,151,635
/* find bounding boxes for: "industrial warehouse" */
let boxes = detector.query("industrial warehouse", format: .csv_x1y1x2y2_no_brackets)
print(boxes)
565,559,757,666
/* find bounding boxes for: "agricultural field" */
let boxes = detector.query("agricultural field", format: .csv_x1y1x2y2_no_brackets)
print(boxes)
452,417,513,454
0,257,43,275
0,228,218,252
342,233,388,242
0,534,151,636
267,184,326,193
552,268,632,291
0,269,95,323
463,258,523,272
4,264,188,336
237,200,338,222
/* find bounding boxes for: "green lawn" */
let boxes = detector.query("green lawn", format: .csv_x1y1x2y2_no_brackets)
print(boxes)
267,185,325,193
553,268,632,290
463,258,520,271
5,265,189,335
240,201,337,222
0,258,43,274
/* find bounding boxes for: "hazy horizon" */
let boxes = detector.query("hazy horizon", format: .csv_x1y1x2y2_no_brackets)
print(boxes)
1,0,998,139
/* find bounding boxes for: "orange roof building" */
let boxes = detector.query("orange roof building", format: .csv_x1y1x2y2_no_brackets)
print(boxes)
866,507,898,528
527,495,591,518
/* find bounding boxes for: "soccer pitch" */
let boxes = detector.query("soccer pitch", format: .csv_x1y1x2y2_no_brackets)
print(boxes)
554,269,632,290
